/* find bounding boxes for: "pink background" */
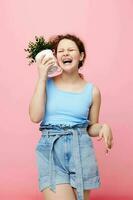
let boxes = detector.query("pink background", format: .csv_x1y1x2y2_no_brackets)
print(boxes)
0,0,133,199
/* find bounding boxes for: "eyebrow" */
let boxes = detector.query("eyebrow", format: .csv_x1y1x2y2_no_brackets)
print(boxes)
58,47,76,50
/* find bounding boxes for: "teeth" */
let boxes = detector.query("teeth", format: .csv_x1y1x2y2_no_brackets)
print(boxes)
63,61,72,63
62,59,72,64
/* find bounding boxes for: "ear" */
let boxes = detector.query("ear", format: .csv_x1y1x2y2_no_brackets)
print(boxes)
52,49,56,55
79,52,84,61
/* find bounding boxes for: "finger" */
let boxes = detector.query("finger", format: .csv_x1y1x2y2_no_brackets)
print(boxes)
104,137,109,149
105,141,110,154
97,132,103,141
47,61,56,67
107,138,113,149
42,57,54,65
105,148,109,154
36,54,45,65
107,142,111,149
97,137,102,141
40,54,46,63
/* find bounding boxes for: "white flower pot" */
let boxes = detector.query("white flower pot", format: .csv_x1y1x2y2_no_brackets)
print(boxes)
35,49,62,76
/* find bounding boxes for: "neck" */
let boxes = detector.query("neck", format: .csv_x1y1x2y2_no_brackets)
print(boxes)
59,71,82,83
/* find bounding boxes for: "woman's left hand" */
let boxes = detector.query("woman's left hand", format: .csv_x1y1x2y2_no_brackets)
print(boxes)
97,124,114,154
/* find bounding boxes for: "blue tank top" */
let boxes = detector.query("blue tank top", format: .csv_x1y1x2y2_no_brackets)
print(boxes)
39,77,93,131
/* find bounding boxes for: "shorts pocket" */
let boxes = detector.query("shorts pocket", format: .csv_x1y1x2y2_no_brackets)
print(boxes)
35,140,50,178
35,134,52,161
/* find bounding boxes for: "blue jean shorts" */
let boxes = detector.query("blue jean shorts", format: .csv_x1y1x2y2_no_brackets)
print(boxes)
35,123,101,200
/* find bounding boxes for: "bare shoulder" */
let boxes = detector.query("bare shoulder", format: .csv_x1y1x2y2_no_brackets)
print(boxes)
87,82,101,124
92,83,101,95
91,83,101,103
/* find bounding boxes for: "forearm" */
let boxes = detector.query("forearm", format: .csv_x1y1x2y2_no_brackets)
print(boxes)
87,123,103,137
29,78,47,123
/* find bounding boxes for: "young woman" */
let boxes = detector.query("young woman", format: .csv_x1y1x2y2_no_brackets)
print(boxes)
29,34,113,200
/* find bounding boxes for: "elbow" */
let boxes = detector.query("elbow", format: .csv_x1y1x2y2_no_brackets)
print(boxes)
29,109,43,123
30,118,41,123
29,115,42,123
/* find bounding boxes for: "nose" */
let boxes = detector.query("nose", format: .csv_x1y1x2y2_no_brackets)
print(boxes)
63,50,70,56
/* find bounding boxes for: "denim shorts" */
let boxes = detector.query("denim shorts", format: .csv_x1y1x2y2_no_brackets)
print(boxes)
35,123,101,200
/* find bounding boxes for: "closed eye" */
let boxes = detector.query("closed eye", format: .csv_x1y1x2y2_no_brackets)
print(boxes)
58,50,63,53
69,49,78,52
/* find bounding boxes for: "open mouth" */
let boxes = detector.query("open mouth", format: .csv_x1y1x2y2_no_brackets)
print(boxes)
62,59,73,64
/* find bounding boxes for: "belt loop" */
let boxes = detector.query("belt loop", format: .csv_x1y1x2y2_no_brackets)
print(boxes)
77,127,82,137
46,130,49,139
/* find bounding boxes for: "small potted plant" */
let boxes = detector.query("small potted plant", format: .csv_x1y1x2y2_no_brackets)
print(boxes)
24,35,61,76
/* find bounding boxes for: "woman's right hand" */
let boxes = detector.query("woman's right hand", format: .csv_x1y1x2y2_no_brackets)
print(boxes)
36,55,56,80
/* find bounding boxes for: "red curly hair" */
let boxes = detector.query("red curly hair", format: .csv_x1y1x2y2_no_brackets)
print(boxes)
49,34,86,79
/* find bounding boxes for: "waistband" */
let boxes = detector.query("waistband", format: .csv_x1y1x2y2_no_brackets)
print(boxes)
40,121,90,131
41,123,89,200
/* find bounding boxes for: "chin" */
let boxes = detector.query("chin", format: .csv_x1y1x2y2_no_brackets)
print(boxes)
59,63,78,72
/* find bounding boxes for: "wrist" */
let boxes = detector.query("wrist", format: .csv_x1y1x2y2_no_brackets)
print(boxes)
98,123,103,133
87,123,103,137
102,123,109,128
38,77,47,82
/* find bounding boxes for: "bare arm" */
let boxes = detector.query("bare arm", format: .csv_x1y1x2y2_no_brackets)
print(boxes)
29,78,47,123
29,55,56,123
87,85,114,152
87,85,103,137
